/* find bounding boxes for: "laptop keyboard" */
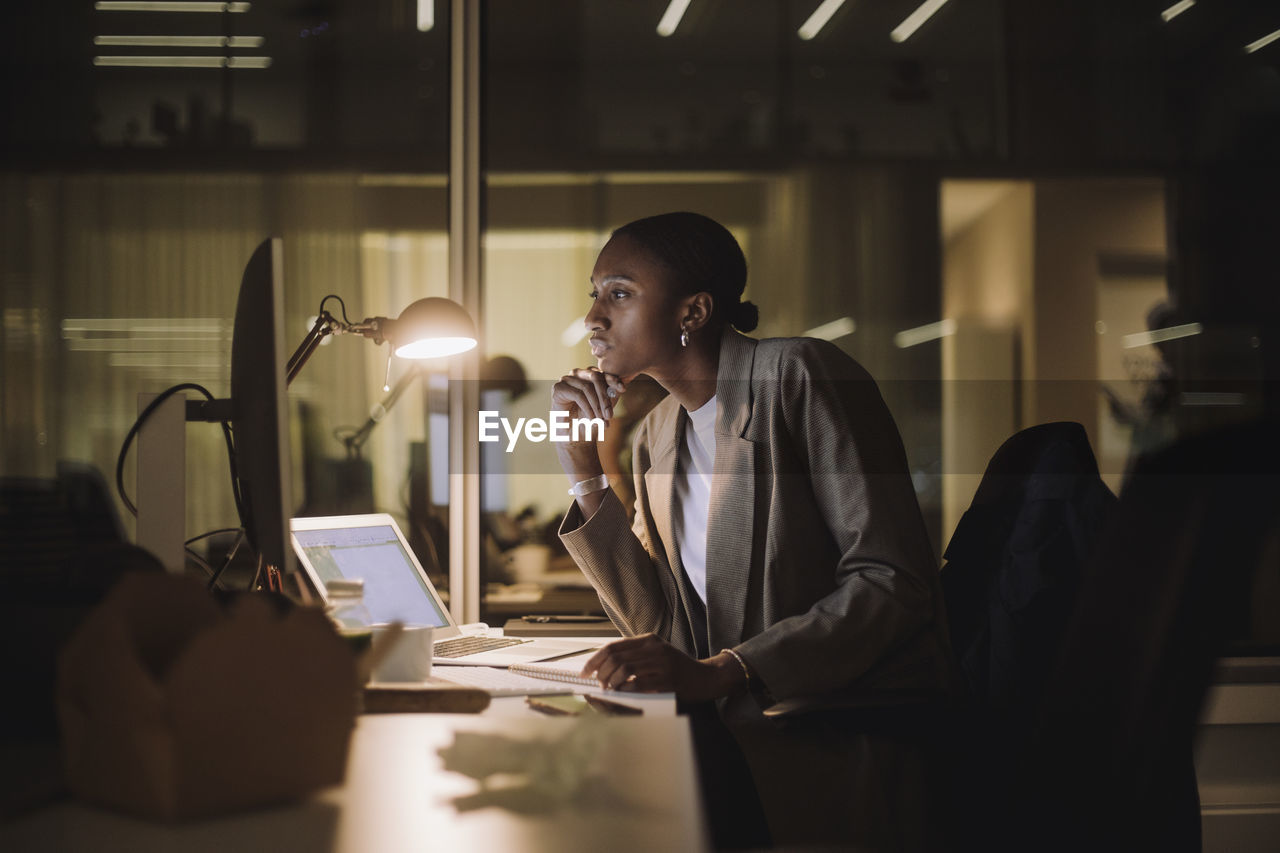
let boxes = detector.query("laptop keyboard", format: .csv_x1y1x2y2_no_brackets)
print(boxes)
433,635,530,658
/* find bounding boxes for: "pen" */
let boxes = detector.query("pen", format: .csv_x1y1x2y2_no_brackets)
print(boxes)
521,615,609,623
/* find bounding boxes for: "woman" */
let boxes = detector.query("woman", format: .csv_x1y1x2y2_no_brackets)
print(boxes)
553,212,950,849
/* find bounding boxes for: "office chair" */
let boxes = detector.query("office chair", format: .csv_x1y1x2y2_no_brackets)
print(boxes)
1,462,162,738
938,421,1117,848
942,421,1117,709
1018,419,1280,851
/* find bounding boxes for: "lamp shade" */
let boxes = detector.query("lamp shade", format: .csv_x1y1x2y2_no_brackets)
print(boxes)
387,297,478,359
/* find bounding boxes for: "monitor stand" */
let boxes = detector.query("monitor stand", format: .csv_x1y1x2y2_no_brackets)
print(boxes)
135,392,187,573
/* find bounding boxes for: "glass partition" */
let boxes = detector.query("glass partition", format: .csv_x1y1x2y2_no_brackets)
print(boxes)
1,3,452,592
2,1,1276,642
474,0,1280,640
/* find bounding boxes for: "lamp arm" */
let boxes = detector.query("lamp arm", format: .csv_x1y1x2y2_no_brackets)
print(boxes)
340,364,422,458
287,310,342,386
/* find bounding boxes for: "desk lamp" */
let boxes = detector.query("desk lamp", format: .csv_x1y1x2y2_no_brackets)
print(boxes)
287,295,477,390
279,295,477,591
257,293,476,590
134,237,478,590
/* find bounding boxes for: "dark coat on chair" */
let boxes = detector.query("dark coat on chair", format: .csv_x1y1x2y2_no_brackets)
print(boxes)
942,421,1117,719
939,421,1117,848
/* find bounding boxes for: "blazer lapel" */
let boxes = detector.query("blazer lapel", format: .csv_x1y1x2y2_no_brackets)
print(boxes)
705,330,758,650
643,399,683,583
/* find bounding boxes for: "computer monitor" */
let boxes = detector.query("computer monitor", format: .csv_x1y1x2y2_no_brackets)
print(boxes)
226,237,295,579
186,238,296,580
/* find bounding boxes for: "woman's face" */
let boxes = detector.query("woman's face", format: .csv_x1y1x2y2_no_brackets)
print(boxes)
585,235,686,380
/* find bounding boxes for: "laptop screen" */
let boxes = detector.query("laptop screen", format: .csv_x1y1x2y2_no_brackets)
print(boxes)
292,522,451,628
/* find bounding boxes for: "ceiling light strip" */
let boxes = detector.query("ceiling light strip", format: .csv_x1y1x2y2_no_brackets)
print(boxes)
893,318,956,348
94,2,250,11
798,0,847,41
62,318,228,334
1121,322,1203,349
93,35,264,47
1160,1,1196,23
890,0,950,44
1244,28,1280,54
803,316,856,341
93,55,271,68
656,0,692,38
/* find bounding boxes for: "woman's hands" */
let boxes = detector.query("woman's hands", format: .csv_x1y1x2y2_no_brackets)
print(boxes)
552,367,627,425
578,634,748,703
552,368,627,516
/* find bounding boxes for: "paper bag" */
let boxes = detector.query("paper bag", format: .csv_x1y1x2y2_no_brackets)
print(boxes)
56,572,357,820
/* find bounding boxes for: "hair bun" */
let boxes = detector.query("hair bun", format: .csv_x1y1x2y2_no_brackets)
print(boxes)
730,300,760,332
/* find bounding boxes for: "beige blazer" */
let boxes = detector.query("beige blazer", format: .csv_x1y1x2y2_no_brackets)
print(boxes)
560,328,950,705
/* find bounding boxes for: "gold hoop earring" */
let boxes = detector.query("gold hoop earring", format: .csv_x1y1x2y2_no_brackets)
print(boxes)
680,326,689,348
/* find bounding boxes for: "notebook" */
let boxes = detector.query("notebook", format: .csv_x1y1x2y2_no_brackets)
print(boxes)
426,667,578,696
290,513,602,666
506,651,602,687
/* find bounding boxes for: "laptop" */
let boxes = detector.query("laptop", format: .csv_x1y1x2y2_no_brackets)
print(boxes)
290,513,604,666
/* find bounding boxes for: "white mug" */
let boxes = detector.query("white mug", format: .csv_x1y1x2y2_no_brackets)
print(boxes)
372,624,434,683
506,543,551,582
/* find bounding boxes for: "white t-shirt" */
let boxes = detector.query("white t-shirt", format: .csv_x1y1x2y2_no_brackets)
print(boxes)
674,395,717,606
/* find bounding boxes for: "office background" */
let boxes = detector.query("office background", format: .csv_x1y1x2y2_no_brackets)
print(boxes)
2,2,1278,846
2,3,1276,639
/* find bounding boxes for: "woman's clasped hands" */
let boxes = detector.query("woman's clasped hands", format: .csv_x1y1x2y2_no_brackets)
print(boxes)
551,367,627,424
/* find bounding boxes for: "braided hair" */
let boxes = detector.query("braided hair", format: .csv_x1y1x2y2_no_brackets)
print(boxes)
611,212,760,332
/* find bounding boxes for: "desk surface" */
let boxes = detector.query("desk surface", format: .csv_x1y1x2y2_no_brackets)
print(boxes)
1,713,706,853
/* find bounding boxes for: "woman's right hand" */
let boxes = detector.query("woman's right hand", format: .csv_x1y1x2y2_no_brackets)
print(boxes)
551,367,626,493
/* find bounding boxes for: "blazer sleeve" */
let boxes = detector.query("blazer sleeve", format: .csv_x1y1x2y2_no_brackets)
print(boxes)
733,339,943,700
558,419,677,641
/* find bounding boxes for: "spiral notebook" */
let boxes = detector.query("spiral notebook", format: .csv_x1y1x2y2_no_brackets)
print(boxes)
507,650,600,687
504,651,679,717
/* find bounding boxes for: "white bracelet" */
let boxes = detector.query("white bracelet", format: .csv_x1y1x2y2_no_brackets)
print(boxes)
567,474,610,497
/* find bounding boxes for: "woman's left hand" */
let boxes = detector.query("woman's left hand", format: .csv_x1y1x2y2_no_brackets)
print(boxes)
578,633,746,702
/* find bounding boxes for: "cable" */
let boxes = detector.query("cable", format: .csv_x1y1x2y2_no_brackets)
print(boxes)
249,552,264,591
318,293,351,325
220,421,245,526
206,528,246,591
185,547,216,578
116,383,212,516
185,526,246,590
185,527,242,545
115,382,246,534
